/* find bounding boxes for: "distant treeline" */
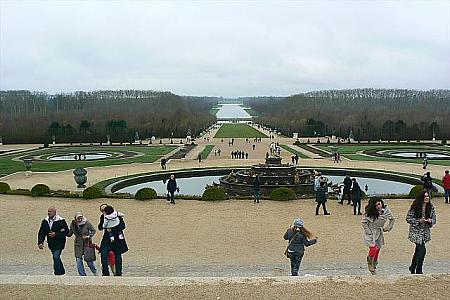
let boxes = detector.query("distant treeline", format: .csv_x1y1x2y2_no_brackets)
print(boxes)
0,90,217,144
244,89,450,140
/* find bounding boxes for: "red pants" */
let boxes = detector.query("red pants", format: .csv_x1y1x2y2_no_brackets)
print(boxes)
369,245,380,260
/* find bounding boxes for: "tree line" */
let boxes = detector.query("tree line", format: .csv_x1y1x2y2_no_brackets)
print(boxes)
0,90,217,144
243,89,450,141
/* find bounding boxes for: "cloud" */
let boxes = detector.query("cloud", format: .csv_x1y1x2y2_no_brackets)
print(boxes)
1,0,449,96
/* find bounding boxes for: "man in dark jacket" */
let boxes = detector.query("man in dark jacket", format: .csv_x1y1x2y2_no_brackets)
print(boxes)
167,174,178,204
339,175,353,204
37,207,69,275
315,182,330,215
421,172,433,197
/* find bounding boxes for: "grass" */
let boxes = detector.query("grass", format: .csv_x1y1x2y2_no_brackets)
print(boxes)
315,144,450,166
0,145,176,176
214,124,268,138
200,145,215,159
280,145,310,159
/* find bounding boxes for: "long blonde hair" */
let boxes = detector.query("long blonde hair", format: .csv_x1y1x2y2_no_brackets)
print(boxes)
298,226,315,240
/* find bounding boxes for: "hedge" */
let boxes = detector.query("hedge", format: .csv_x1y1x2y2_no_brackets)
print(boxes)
82,186,103,199
271,187,296,201
31,184,51,197
135,188,157,200
202,186,227,201
0,182,11,194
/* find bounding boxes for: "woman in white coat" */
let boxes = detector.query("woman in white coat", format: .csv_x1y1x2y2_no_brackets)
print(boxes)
361,197,395,274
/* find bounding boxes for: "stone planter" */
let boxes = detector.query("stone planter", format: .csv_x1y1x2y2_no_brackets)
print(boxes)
73,168,87,188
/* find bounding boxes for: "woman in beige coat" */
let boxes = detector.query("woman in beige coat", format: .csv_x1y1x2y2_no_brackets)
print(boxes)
361,197,395,274
67,212,98,276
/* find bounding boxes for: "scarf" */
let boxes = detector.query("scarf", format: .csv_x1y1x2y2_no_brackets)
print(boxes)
103,210,124,229
74,212,87,226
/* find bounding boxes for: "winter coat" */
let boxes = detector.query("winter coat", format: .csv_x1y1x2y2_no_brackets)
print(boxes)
343,177,352,191
37,216,69,251
98,214,128,254
283,228,317,253
68,220,96,258
351,183,362,202
442,174,450,189
253,177,261,192
406,205,436,244
361,206,395,248
315,186,327,203
167,179,177,192
421,175,433,189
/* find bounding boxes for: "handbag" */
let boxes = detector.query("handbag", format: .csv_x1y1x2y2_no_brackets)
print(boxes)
284,231,299,258
83,239,96,262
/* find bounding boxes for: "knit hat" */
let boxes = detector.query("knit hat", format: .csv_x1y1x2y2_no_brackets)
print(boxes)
293,218,304,228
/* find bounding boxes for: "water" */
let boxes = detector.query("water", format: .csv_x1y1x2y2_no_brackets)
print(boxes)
216,104,252,119
48,153,111,161
389,152,450,159
115,175,415,196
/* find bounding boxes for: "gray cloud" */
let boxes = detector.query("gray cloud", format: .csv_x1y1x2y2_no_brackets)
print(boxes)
1,0,449,97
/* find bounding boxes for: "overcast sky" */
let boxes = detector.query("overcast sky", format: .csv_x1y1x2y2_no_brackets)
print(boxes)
1,0,449,97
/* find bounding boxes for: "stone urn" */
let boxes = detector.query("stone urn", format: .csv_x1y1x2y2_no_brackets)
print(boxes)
73,168,87,188
24,158,32,171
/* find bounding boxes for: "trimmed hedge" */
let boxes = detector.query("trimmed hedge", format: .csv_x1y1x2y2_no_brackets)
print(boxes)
271,187,296,201
202,186,227,201
31,184,51,197
135,188,157,200
408,185,439,198
82,186,103,199
0,182,11,194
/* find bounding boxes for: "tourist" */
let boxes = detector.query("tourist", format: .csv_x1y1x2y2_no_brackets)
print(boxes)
313,171,321,192
315,181,330,215
217,149,221,156
361,197,395,275
291,155,295,165
421,172,433,198
160,158,167,170
283,218,318,276
198,153,202,163
422,157,428,169
442,170,450,204
167,174,178,204
351,178,362,215
406,190,436,274
67,212,98,276
295,154,299,165
37,207,69,275
339,175,352,204
253,174,261,203
99,205,128,276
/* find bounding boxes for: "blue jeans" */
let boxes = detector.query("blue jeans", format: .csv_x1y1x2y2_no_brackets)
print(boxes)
288,252,304,276
101,245,122,276
76,257,97,276
444,189,449,203
51,249,65,275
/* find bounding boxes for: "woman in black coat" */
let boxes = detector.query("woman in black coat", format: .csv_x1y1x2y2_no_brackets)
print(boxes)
98,205,128,276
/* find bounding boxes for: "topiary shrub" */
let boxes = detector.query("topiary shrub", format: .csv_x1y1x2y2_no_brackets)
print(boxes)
202,186,227,201
409,185,424,198
0,182,11,194
82,186,103,199
31,184,51,197
135,188,157,200
271,187,296,201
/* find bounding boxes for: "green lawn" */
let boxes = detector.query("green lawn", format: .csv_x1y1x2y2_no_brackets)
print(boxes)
214,124,268,138
200,145,215,159
0,146,176,176
280,145,310,159
315,144,450,166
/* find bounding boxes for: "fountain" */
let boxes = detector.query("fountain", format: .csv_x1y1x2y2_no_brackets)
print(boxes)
219,154,314,197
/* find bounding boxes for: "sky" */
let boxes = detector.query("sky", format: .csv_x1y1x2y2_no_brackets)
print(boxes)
0,0,449,97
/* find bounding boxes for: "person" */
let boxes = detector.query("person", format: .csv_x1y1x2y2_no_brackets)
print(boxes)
98,205,128,276
351,178,363,215
315,181,330,215
37,207,69,275
94,243,115,275
253,174,261,203
442,170,450,204
339,175,352,204
313,171,321,192
421,172,433,198
67,212,98,276
160,158,167,170
422,157,428,169
198,153,202,163
167,174,178,204
361,197,395,274
406,190,436,274
295,154,299,165
283,218,318,276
